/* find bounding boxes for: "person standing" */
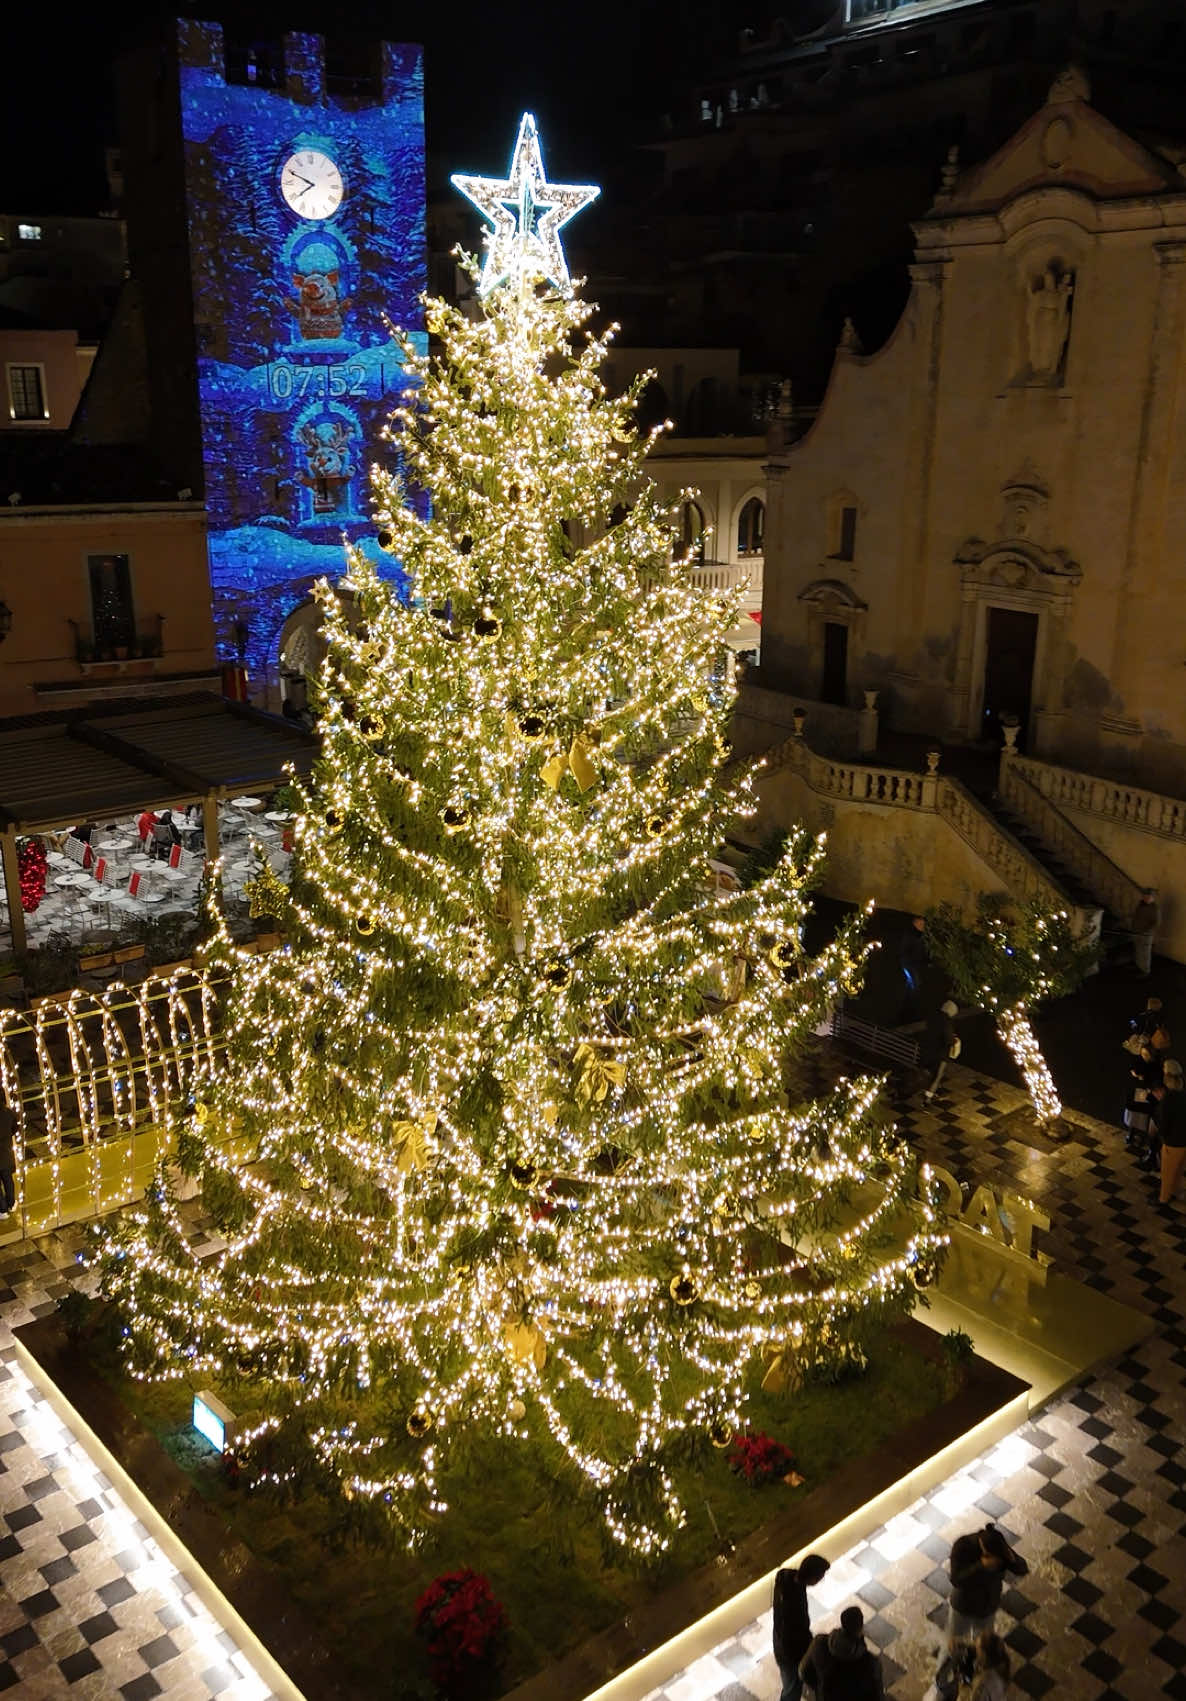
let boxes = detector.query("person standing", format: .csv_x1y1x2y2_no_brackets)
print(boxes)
0,1095,17,1216
1128,995,1166,1045
969,1631,1012,1700
1123,1043,1162,1152
1129,888,1159,978
920,1000,960,1102
772,1553,831,1701
899,915,928,1021
1151,1060,1186,1208
945,1525,1027,1651
799,1605,883,1700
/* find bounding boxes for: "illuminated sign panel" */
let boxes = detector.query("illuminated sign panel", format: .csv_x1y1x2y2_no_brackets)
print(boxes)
177,20,425,674
193,1388,237,1451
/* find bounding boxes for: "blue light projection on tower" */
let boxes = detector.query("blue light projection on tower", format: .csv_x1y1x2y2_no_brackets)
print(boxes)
176,20,425,678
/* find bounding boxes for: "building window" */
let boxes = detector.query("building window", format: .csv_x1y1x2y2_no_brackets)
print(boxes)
17,223,42,242
833,504,858,561
88,553,135,652
7,364,47,421
680,501,706,565
737,497,765,556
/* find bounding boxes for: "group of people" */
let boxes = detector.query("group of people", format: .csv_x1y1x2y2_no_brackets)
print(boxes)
1122,996,1186,1208
135,805,204,858
773,1523,1024,1701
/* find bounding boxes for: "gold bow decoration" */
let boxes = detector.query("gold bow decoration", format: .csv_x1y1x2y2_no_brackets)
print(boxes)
541,733,599,793
503,1319,547,1370
393,1110,439,1173
573,1041,627,1103
760,1341,802,1395
244,859,289,922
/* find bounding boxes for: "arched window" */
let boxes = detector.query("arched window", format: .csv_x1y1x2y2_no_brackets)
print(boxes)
737,497,765,556
680,501,706,565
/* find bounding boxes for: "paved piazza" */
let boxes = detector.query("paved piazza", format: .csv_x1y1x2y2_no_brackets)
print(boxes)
0,1062,1183,1699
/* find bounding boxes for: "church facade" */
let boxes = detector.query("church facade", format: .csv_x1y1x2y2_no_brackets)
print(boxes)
760,68,1186,797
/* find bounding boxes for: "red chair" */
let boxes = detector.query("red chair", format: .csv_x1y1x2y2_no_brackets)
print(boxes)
93,857,107,884
82,844,93,871
168,843,183,870
128,871,142,899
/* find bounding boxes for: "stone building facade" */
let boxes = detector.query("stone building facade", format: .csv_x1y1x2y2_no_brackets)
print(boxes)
760,69,1186,797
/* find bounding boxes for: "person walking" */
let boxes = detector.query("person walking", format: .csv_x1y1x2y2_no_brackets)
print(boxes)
1151,1059,1186,1208
772,1553,831,1701
799,1605,884,1699
0,1095,17,1216
944,1525,1027,1652
1129,887,1159,977
920,999,960,1102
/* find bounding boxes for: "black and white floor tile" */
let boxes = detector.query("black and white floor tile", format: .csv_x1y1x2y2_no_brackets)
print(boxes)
641,1065,1186,1701
0,1224,269,1699
1,1062,1184,1699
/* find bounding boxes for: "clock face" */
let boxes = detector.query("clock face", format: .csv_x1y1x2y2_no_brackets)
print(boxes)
280,150,344,220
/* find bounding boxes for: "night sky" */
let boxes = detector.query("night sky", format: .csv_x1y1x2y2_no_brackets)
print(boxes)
5,0,751,214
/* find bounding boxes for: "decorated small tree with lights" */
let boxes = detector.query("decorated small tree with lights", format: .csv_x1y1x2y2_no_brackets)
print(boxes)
100,115,945,1556
927,895,1094,1129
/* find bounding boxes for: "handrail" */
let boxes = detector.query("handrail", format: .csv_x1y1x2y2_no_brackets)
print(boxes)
935,775,1098,936
757,734,1099,936
1005,751,1186,843
999,759,1143,923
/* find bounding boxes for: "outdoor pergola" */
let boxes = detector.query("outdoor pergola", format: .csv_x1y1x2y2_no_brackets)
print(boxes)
0,694,317,953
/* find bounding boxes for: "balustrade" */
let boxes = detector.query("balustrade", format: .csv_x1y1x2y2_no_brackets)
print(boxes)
1001,760,1144,920
1008,754,1186,842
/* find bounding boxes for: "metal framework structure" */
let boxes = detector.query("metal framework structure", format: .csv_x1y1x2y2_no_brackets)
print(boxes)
0,971,224,1235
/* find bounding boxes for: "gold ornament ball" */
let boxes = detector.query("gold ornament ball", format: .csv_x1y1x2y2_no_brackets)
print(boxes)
324,807,344,833
376,529,395,552
509,1160,539,1191
708,1421,733,1449
359,715,383,743
769,939,797,971
518,712,547,742
670,1273,699,1307
744,1279,761,1300
508,1398,527,1422
473,611,502,641
356,914,376,937
441,804,470,835
406,1410,433,1439
645,814,666,840
541,959,573,989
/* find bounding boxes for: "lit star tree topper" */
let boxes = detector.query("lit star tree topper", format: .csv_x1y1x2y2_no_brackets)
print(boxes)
451,111,600,295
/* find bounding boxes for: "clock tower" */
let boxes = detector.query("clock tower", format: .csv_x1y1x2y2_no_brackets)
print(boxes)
117,18,425,682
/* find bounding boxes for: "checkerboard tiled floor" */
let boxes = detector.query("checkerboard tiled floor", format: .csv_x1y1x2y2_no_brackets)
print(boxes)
1,1061,1183,1699
0,1222,270,1698
641,1064,1186,1701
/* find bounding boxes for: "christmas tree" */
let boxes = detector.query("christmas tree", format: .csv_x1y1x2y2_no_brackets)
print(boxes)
927,895,1094,1129
101,116,945,1555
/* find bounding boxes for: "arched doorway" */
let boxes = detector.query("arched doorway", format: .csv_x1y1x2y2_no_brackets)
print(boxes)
277,599,324,723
